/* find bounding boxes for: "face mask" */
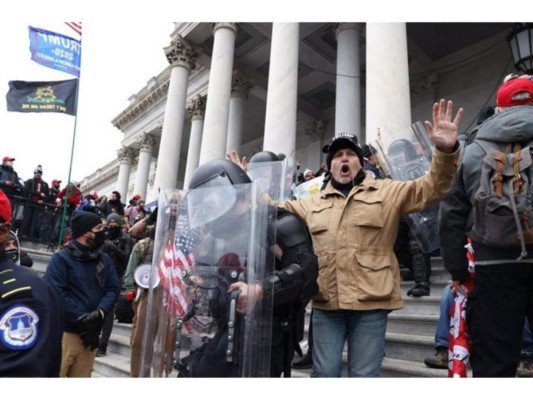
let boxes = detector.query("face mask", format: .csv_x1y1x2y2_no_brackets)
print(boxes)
91,230,107,249
107,226,121,238
5,249,18,263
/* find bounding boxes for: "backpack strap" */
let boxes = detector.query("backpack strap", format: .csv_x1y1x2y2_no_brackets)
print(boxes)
493,151,506,197
512,143,524,193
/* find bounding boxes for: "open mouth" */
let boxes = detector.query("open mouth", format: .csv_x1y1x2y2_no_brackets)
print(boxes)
341,165,350,174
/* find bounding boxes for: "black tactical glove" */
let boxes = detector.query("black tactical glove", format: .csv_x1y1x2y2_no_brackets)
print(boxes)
79,330,100,351
76,310,104,334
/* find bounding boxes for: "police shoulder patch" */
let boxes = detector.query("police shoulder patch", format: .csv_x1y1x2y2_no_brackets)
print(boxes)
0,305,39,350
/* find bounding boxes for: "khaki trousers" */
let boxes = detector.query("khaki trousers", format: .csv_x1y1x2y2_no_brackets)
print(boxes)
60,332,97,377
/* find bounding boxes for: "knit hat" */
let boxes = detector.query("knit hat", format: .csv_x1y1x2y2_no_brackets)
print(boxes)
70,211,102,239
106,212,123,227
303,169,314,178
34,164,43,174
0,190,12,223
322,133,364,170
497,74,533,107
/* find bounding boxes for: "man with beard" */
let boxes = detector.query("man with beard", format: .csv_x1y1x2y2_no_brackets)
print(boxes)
275,99,463,377
45,211,119,377
0,189,62,376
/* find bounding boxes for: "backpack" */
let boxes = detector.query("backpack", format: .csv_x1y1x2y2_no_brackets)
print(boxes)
472,139,533,260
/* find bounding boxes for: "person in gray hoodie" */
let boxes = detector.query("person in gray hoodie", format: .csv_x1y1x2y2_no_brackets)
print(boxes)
439,74,533,377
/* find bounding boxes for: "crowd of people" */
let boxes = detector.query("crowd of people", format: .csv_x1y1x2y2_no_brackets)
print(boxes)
2,75,533,379
0,157,149,249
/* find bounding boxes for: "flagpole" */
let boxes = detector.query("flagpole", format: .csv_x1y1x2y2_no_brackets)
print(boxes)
56,30,82,249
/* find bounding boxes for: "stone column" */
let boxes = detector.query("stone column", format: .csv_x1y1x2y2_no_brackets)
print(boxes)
199,23,238,164
334,23,362,138
184,95,206,189
365,23,411,145
263,23,299,160
304,120,325,172
226,70,254,154
116,146,134,200
153,35,196,191
133,133,155,200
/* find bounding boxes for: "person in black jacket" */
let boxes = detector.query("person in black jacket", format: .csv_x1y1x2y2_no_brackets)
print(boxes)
97,212,133,357
45,211,119,377
0,189,63,377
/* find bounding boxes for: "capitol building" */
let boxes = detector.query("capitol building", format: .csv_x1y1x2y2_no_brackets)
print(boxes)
79,22,521,202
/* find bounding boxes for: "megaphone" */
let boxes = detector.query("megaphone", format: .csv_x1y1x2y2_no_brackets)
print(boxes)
134,263,160,289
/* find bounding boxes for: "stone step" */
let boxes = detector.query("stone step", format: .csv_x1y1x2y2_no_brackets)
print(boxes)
384,332,435,363
387,313,439,337
92,352,130,378
381,357,447,378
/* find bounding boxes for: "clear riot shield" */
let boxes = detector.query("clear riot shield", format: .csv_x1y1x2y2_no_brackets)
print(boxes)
247,157,295,202
292,175,325,200
371,121,440,252
139,183,275,377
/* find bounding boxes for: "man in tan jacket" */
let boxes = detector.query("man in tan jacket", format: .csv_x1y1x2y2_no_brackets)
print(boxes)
276,99,463,377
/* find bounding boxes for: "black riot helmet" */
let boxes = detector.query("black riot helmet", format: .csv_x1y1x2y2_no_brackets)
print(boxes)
189,158,251,190
249,151,280,164
187,159,252,236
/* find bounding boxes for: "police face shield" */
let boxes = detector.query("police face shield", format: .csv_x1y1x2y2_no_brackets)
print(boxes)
247,158,295,202
371,122,439,252
139,185,275,377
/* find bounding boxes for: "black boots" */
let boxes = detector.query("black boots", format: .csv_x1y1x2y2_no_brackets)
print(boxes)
407,246,431,297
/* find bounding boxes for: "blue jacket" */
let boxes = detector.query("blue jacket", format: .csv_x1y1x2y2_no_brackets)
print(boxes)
45,241,119,333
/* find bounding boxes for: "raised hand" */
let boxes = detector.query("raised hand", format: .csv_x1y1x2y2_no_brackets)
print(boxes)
424,99,464,153
226,150,248,172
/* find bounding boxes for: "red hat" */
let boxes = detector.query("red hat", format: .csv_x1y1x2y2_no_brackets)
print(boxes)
496,75,533,107
132,194,141,201
89,190,99,200
2,156,15,163
52,179,62,185
0,190,12,223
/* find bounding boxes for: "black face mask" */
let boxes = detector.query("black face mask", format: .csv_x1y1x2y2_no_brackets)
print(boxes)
107,227,121,239
91,230,107,249
5,249,18,263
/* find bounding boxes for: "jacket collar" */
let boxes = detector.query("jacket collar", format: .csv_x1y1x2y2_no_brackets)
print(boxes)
321,172,379,199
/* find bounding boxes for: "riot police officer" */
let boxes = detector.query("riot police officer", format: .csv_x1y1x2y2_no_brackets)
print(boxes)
184,159,318,377
0,189,63,376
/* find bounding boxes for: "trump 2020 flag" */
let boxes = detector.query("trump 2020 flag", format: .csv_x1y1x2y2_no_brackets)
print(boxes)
6,79,78,116
29,26,81,77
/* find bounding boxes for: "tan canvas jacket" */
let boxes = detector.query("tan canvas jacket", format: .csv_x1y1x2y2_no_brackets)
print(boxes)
278,147,460,311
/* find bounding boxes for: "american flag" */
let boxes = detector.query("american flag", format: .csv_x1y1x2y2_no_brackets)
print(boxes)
157,209,199,317
448,239,476,378
65,22,82,36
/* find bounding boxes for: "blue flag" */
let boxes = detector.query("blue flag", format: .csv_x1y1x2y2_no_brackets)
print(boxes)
28,26,81,77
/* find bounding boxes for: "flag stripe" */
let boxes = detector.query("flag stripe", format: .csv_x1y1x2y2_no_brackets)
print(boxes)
65,22,82,36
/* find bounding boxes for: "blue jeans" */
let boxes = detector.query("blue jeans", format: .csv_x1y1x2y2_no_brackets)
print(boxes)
435,285,454,348
311,308,388,377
